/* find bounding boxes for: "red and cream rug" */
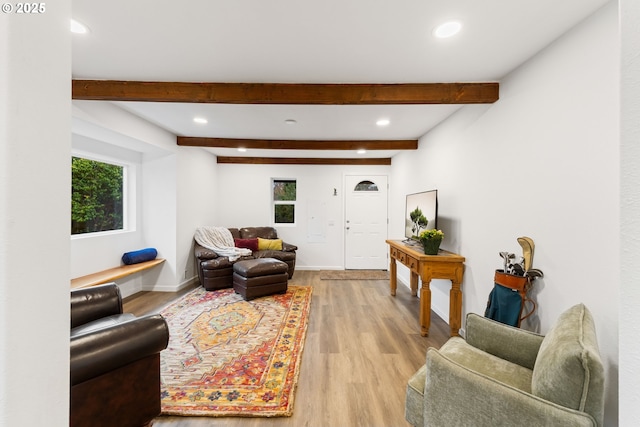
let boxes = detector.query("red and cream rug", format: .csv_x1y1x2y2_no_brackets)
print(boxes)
159,285,312,417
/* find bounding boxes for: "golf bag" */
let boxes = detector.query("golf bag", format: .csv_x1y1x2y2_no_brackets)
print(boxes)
485,270,536,328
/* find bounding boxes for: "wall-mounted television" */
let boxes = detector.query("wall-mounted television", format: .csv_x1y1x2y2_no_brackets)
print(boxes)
404,189,438,241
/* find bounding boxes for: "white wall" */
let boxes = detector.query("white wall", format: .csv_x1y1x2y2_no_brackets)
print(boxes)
71,101,219,296
391,3,620,424
216,163,390,269
141,151,178,293
70,134,146,291
619,0,640,424
0,4,71,426
176,147,218,284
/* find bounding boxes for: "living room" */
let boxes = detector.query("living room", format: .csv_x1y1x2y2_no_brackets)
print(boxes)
2,1,638,426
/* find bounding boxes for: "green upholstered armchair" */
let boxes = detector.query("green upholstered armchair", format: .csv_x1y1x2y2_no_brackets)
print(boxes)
405,304,605,427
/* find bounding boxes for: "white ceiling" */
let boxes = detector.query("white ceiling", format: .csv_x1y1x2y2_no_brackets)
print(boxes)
72,0,610,159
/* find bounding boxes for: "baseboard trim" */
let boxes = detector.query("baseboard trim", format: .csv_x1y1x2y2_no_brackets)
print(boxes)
396,273,449,325
141,276,198,293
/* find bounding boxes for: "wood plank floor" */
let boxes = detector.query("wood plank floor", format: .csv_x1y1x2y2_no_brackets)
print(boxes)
123,270,449,427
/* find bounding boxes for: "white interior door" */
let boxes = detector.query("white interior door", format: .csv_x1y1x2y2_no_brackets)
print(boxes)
345,175,388,270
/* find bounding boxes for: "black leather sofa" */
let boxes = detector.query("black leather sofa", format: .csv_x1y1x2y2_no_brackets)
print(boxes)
195,226,297,291
70,283,169,427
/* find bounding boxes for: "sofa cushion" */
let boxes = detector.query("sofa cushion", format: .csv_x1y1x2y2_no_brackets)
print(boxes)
439,337,533,393
531,304,604,423
71,313,136,337
253,250,296,262
234,238,259,252
258,238,283,251
240,227,278,239
201,257,233,269
233,258,288,278
405,364,427,427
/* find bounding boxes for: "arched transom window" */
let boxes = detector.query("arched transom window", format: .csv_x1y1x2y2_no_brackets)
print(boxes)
354,180,379,191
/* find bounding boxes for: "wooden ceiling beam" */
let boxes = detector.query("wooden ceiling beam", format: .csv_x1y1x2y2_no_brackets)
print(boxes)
177,137,417,150
216,157,392,165
72,80,499,105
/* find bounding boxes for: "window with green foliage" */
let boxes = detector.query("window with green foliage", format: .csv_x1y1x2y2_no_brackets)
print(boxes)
272,179,296,224
71,156,124,235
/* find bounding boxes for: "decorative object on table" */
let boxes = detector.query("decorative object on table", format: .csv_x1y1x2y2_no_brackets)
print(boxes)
159,285,312,417
418,229,444,255
485,236,544,327
121,247,158,265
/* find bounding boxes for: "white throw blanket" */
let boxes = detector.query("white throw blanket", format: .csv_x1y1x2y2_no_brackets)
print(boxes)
194,226,252,262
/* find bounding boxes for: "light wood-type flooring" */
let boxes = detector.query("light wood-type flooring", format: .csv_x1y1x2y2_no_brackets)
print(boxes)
123,270,449,427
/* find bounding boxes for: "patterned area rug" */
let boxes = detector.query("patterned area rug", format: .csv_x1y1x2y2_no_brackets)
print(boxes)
319,270,389,280
159,285,312,417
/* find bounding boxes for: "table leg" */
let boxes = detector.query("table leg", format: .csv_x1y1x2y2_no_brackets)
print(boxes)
389,257,397,296
419,278,432,337
410,272,419,297
449,280,462,337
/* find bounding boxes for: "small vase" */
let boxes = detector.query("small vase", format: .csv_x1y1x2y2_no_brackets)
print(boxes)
421,238,442,255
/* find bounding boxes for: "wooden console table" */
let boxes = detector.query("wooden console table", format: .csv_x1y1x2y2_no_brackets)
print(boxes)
386,240,465,337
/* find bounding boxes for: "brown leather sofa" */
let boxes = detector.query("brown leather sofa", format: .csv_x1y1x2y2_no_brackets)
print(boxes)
195,226,297,291
70,283,169,427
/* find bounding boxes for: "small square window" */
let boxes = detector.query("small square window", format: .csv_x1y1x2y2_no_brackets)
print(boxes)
273,179,296,201
272,179,296,225
274,204,295,224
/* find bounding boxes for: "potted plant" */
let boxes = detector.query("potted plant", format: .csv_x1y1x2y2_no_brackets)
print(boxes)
419,229,444,255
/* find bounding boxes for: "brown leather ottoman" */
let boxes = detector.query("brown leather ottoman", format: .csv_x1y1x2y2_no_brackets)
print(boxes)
233,258,289,300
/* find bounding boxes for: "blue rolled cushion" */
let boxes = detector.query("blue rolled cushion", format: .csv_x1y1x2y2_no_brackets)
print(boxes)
122,248,157,265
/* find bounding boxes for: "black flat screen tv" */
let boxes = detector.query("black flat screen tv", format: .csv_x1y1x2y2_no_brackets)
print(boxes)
404,189,438,241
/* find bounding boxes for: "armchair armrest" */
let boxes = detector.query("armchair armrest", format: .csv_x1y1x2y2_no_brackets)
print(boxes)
70,314,169,386
194,242,219,260
424,349,597,426
282,242,298,252
465,313,544,369
71,283,123,328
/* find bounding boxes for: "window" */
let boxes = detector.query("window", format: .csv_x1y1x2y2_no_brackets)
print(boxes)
272,179,296,224
354,180,379,191
71,156,125,235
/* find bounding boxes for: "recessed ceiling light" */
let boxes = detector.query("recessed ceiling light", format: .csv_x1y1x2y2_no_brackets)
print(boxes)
376,118,390,127
284,119,297,125
193,117,208,124
70,19,89,34
433,21,462,38
237,147,247,152
357,149,367,154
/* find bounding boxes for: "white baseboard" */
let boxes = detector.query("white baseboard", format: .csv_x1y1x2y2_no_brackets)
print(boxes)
118,281,142,299
396,273,450,326
295,265,344,271
141,276,198,293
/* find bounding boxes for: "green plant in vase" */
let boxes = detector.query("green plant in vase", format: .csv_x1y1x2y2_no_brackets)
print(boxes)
419,229,444,255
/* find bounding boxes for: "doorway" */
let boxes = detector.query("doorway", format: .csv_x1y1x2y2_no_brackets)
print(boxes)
344,175,388,270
